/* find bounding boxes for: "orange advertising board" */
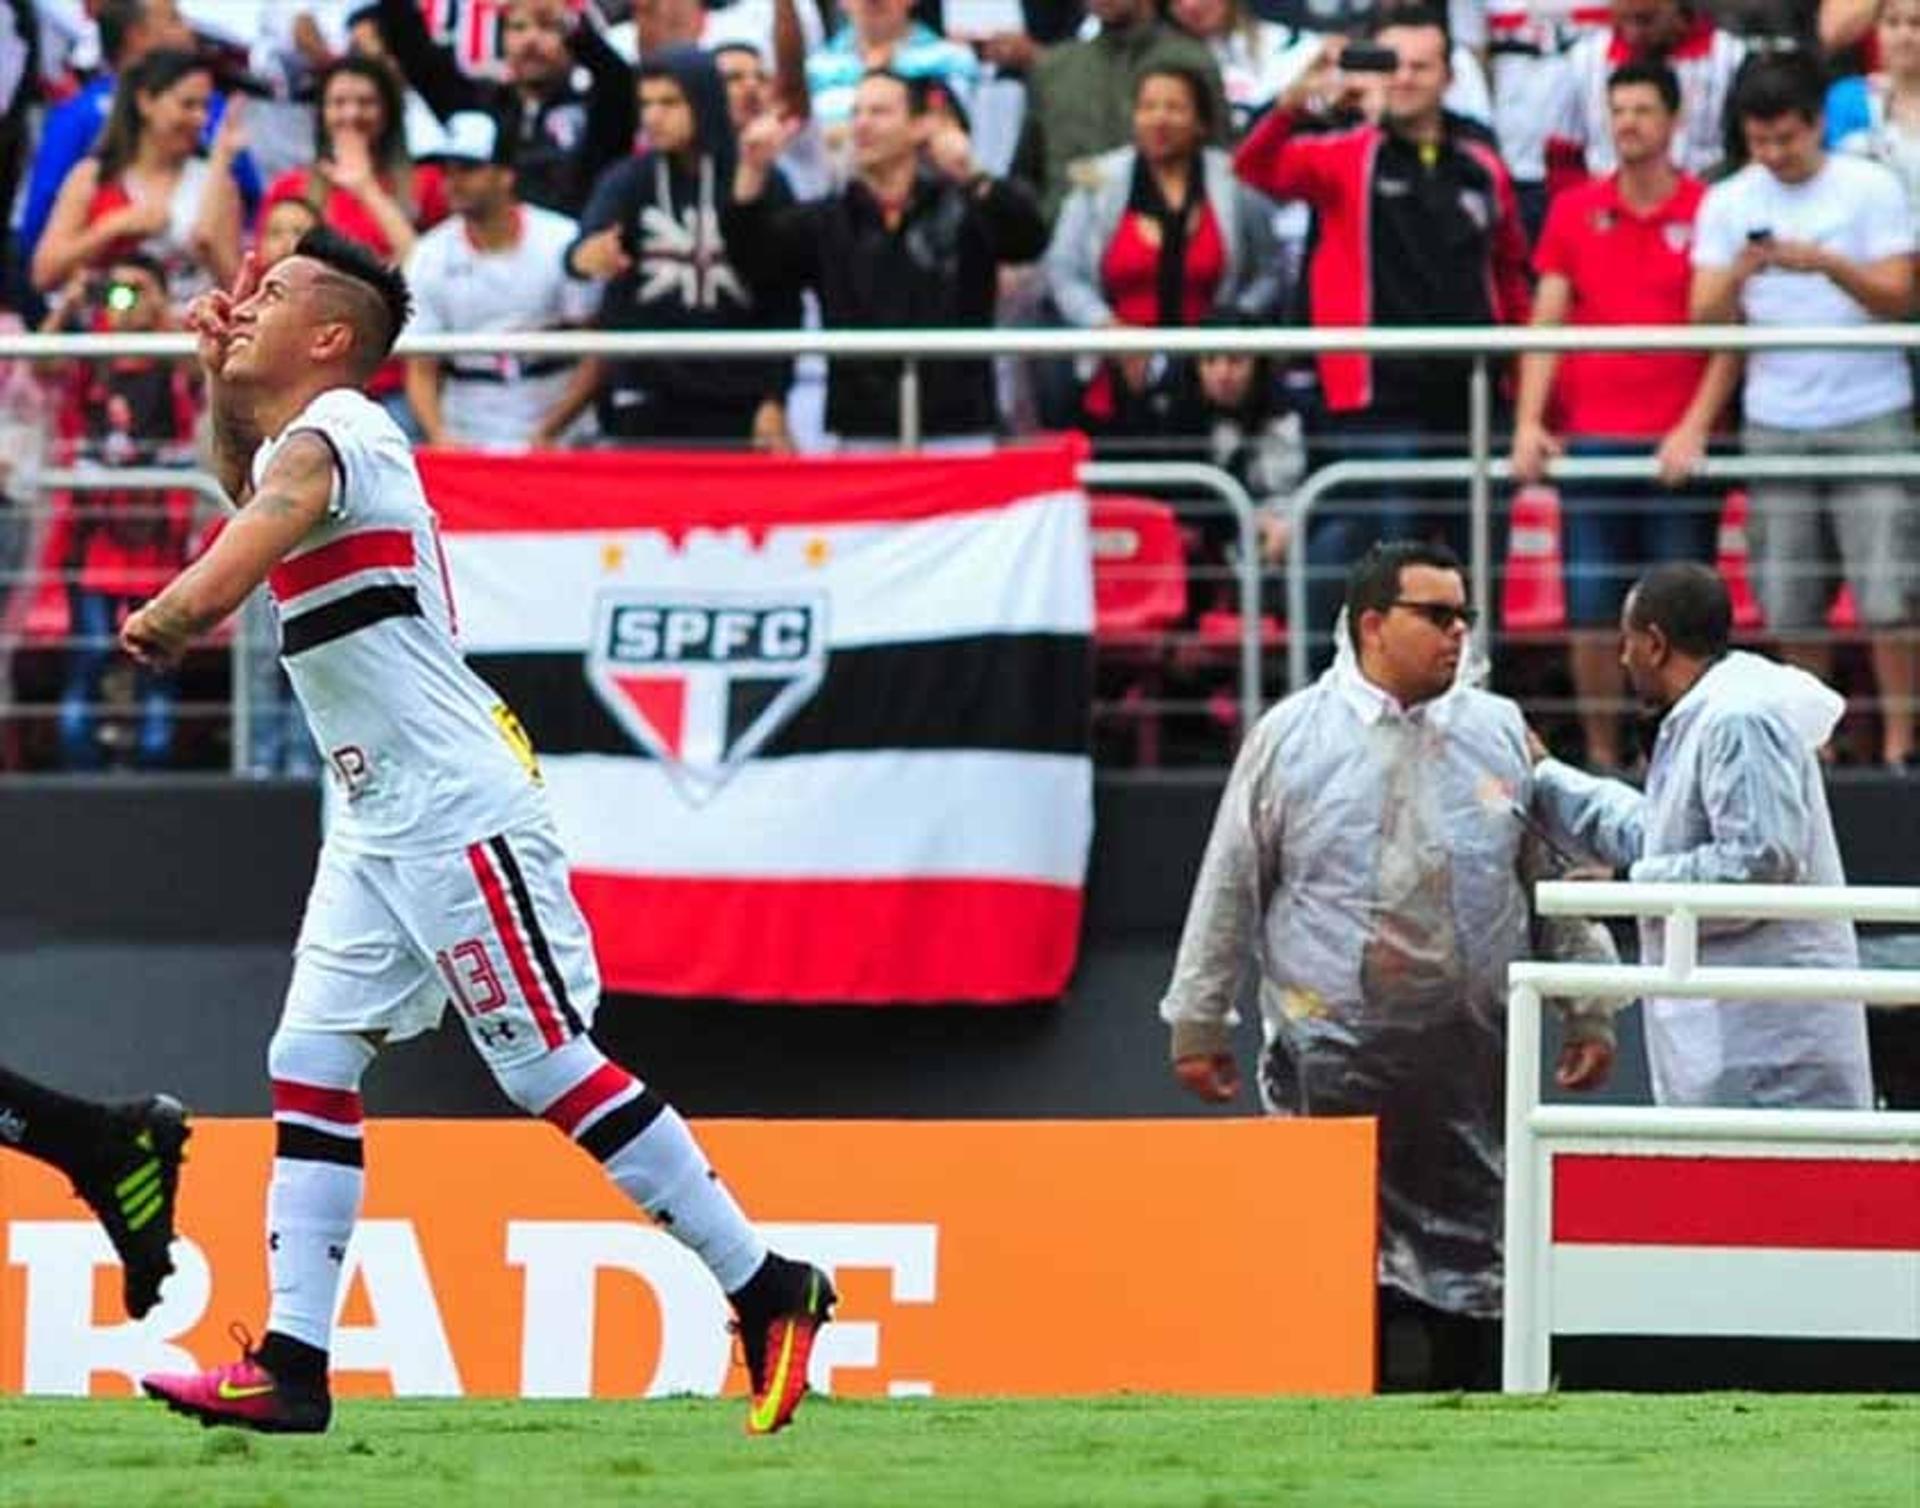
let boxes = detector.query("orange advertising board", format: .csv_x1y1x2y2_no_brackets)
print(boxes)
1,1118,1376,1399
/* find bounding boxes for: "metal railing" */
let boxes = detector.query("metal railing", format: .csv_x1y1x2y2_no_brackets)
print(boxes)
1,464,243,774
1,322,1913,766
1502,880,1920,1394
1082,460,1262,722
1284,450,1920,692
3,457,1264,771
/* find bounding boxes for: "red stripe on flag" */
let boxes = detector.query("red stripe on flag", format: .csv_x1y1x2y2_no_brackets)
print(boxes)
468,843,567,1049
270,529,414,601
570,873,1083,1003
271,1079,364,1127
541,1062,635,1137
423,438,1089,539
611,674,685,757
1553,1155,1920,1250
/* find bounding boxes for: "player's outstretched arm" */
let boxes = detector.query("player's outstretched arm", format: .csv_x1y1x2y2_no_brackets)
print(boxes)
121,433,336,669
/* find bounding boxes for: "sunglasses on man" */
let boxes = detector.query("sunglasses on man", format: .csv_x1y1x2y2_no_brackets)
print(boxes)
1391,600,1478,630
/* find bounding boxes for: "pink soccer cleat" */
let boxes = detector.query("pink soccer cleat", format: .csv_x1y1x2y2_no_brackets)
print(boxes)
141,1326,331,1434
736,1260,836,1436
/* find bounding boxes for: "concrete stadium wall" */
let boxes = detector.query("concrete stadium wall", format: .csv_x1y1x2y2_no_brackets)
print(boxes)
2,773,1913,1118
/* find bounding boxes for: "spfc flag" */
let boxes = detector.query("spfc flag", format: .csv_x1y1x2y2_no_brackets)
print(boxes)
425,440,1094,1004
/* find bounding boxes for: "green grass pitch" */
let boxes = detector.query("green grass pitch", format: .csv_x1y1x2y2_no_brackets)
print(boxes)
2,1394,1914,1507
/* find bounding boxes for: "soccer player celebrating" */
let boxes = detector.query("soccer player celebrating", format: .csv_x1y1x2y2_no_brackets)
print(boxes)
0,1062,187,1318
131,229,833,1437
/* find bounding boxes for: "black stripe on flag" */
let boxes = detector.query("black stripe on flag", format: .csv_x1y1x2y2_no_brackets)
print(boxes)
487,834,586,1037
282,584,422,656
1554,1336,1920,1393
468,632,1089,759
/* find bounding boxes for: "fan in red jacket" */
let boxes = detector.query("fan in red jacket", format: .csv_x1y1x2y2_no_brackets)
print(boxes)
1234,10,1531,661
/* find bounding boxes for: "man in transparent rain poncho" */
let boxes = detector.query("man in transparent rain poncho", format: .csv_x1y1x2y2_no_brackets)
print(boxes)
1160,540,1619,1389
1529,562,1874,1109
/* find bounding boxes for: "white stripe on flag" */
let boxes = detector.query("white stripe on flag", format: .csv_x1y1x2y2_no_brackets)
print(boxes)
1552,1244,1920,1341
444,492,1092,653
544,749,1093,884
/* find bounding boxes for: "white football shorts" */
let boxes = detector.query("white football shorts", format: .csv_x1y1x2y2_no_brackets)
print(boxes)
283,820,601,1069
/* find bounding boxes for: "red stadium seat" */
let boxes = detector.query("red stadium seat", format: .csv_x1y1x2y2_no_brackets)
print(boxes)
1717,490,1766,632
1088,494,1189,766
1503,485,1567,633
1089,494,1187,643
1194,610,1285,649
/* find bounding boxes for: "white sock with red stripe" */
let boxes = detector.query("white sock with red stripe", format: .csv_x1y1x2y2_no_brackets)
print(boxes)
264,1028,376,1354
497,1039,768,1293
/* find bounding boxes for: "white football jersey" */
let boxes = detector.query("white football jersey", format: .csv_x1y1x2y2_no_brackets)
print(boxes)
254,388,548,855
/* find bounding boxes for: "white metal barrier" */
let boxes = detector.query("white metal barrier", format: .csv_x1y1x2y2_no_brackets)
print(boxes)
1503,881,1920,1394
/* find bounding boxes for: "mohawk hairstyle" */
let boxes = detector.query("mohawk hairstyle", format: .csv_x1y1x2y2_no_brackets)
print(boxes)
293,224,413,368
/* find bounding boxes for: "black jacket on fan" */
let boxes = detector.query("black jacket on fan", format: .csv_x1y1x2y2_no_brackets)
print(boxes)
722,170,1046,440
374,0,633,218
568,47,798,433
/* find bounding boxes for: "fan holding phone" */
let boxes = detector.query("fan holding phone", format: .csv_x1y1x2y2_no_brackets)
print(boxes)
1233,9,1533,666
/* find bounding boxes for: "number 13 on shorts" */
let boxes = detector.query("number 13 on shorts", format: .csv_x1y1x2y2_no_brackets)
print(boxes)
437,939,507,1017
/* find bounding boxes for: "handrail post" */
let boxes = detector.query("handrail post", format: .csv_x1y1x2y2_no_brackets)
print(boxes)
229,598,251,776
899,358,921,452
1469,354,1493,658
1502,980,1547,1394
1665,906,1698,978
1236,489,1260,733
1286,467,1342,694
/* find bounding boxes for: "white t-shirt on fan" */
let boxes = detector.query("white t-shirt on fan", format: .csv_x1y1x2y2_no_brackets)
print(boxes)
404,204,599,446
1693,154,1915,430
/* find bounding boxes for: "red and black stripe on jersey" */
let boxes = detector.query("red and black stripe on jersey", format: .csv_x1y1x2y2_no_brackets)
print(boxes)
271,528,423,657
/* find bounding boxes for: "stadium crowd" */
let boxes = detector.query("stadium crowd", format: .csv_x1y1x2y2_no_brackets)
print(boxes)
0,0,1913,771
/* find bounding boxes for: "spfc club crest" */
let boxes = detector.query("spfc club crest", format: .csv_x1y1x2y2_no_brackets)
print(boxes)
587,591,828,804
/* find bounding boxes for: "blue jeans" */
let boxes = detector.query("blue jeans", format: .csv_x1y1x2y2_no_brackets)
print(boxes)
60,590,174,770
1559,438,1720,627
1305,407,1492,671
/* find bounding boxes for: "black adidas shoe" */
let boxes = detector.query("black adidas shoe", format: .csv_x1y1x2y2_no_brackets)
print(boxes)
73,1095,190,1319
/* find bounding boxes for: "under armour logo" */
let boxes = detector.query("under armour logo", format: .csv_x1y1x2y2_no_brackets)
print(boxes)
327,1244,347,1263
269,1231,282,1251
477,1019,519,1049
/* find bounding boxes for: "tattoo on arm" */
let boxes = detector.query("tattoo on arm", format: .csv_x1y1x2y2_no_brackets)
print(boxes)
250,432,337,518
206,390,263,504
156,431,337,642
141,591,216,648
